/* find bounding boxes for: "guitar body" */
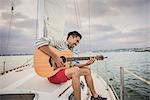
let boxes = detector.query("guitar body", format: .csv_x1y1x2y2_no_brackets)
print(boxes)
34,47,73,77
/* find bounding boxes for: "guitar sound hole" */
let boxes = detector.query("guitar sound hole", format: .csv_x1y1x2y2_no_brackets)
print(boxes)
49,57,59,70
49,57,53,67
49,56,66,70
60,56,66,63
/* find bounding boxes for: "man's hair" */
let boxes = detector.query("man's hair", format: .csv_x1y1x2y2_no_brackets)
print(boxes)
67,31,82,40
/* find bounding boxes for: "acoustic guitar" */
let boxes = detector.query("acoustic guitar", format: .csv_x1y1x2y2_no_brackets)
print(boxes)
34,47,105,77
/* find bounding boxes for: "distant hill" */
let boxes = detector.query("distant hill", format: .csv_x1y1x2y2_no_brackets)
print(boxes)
96,47,150,52
0,53,33,56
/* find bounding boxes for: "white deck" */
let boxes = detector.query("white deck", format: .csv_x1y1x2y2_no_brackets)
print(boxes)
0,65,116,100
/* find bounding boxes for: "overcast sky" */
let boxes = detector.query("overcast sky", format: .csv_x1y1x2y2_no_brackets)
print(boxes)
0,0,149,54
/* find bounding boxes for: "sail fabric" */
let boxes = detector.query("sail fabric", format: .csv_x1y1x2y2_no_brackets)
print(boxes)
37,0,67,40
36,0,44,39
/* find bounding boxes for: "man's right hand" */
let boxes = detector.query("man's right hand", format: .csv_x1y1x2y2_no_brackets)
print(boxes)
53,57,65,68
39,45,65,68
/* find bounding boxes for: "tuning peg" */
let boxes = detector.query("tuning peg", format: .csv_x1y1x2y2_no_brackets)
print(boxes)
104,56,108,58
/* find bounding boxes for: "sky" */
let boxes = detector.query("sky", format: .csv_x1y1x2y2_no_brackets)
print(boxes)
0,0,149,54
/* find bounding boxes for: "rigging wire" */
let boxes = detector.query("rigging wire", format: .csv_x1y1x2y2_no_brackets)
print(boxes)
73,0,81,30
5,0,14,56
88,0,91,52
35,0,39,40
73,0,79,29
73,0,81,55
2,0,15,74
43,0,47,37
76,0,81,28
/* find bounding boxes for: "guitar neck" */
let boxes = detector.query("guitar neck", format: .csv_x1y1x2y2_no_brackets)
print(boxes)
66,57,93,62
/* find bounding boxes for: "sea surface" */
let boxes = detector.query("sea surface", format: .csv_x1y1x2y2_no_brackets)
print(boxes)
0,52,149,100
91,51,150,100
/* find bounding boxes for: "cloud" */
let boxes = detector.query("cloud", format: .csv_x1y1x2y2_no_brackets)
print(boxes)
0,0,37,54
78,26,150,51
1,12,28,20
78,0,110,18
66,0,111,21
104,0,150,25
0,0,149,54
65,0,149,52
0,0,21,10
0,11,35,31
108,0,149,9
0,25,36,54
90,24,116,32
106,0,150,14
13,18,37,30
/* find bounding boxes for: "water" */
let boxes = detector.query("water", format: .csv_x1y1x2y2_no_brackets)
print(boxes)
0,52,149,100
91,52,150,100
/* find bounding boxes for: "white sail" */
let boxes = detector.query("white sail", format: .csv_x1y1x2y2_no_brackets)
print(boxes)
37,0,66,40
36,0,44,39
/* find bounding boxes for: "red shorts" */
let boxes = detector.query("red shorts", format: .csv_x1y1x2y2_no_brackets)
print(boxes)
47,69,70,84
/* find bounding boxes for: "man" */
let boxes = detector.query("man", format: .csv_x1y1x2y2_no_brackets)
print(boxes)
36,31,106,100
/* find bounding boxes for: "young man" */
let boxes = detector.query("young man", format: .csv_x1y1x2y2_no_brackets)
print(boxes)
36,31,106,100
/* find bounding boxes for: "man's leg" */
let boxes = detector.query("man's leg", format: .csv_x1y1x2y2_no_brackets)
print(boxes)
65,67,81,100
79,67,97,97
79,67,108,100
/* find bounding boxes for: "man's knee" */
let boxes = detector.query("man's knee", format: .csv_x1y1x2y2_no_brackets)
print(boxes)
85,66,91,70
81,67,91,75
85,67,91,74
65,67,80,78
71,67,80,75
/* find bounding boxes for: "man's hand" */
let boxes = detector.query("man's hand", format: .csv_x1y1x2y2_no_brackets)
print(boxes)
85,57,95,66
53,57,65,68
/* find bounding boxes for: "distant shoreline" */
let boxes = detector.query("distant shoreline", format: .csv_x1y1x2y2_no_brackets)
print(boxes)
1,47,150,56
0,54,33,56
1,51,150,56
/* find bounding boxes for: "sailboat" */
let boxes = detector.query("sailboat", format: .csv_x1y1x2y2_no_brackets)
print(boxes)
0,0,117,100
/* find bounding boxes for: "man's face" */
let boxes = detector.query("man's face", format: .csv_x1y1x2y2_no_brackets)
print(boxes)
67,36,81,48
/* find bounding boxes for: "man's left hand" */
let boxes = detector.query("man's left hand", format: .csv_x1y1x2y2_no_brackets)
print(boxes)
85,57,95,66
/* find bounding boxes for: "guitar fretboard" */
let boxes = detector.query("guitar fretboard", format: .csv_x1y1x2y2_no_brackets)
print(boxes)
66,57,94,61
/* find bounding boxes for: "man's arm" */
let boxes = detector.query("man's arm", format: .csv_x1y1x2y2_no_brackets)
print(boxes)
39,45,58,59
74,58,95,68
39,45,64,68
36,37,65,67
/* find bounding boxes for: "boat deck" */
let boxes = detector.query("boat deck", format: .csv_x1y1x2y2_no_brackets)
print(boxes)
0,65,116,100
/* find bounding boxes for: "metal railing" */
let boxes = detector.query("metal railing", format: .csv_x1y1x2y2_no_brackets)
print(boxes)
120,67,150,100
95,61,150,100
0,57,33,75
120,67,124,100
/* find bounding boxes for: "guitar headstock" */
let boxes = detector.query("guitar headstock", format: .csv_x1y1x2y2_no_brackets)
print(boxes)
94,55,107,60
